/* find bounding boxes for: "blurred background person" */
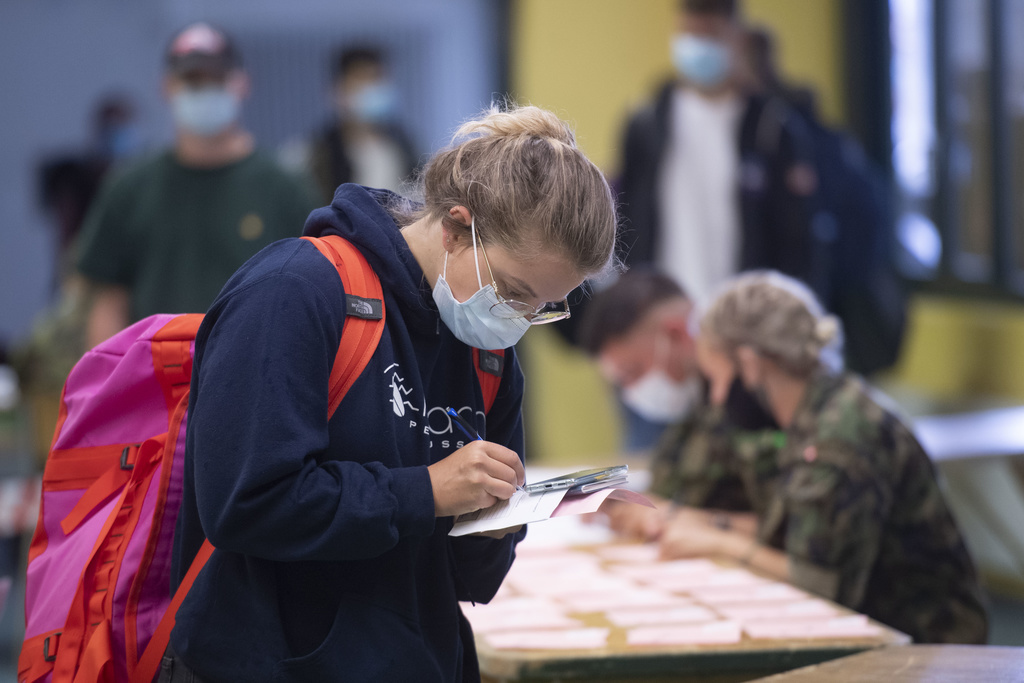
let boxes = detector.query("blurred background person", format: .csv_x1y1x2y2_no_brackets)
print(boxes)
38,93,143,284
739,25,817,118
578,268,778,539
580,268,703,454
619,0,819,308
306,45,417,201
657,270,987,644
740,24,907,378
75,22,319,348
613,0,819,450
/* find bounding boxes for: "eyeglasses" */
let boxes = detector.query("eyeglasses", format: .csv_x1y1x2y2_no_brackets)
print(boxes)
476,235,571,325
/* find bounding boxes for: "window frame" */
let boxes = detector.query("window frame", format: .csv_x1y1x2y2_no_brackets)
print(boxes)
877,0,1024,301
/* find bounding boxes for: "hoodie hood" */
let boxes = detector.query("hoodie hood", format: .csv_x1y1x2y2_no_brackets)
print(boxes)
303,183,437,333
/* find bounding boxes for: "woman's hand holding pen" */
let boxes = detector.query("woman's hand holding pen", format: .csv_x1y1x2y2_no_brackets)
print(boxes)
428,441,526,518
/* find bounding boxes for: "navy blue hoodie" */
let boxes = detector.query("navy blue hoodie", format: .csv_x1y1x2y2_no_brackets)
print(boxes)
170,185,527,682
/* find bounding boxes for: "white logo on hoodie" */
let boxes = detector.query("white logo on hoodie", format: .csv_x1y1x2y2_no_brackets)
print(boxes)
386,363,418,417
384,364,486,450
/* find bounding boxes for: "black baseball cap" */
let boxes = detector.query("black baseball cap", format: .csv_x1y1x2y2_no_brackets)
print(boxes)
165,23,242,76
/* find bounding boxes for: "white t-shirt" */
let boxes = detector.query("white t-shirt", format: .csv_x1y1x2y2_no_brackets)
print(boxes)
349,133,408,193
657,88,743,306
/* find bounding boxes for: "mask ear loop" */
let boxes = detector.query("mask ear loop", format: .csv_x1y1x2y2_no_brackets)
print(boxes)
470,217,484,289
441,215,483,287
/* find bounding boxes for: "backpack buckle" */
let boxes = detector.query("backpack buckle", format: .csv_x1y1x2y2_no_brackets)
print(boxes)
43,632,61,662
120,445,139,470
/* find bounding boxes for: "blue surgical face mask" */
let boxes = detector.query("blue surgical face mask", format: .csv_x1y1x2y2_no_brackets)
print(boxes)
350,82,398,124
171,87,240,136
672,34,732,89
432,219,531,350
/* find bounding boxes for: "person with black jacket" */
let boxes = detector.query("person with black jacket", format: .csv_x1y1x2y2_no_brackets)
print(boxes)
307,46,417,202
619,0,820,303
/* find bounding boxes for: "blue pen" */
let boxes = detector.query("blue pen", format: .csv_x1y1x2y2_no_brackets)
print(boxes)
446,407,525,492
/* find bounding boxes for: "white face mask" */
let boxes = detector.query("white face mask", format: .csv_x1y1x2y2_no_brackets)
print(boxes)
171,87,240,136
432,219,531,350
621,334,701,423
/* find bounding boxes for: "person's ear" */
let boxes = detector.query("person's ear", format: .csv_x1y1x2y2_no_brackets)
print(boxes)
735,346,763,388
448,205,471,228
664,311,696,347
442,206,473,254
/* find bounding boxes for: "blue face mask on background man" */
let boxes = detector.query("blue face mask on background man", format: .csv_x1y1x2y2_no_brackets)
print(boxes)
349,82,399,125
171,87,240,136
672,34,732,89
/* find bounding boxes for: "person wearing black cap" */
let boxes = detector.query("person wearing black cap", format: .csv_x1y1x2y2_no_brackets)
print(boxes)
75,22,319,347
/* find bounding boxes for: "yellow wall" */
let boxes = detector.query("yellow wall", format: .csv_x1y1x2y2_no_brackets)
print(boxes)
889,296,1024,406
510,0,844,465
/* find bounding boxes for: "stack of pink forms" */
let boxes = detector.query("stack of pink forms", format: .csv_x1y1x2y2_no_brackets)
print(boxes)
462,543,882,651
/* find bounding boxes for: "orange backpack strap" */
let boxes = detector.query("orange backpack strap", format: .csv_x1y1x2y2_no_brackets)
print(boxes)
302,235,387,416
474,348,505,413
133,236,385,683
132,540,213,683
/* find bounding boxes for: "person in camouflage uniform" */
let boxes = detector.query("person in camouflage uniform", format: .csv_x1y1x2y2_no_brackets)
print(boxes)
648,400,781,515
755,369,988,643
660,269,988,644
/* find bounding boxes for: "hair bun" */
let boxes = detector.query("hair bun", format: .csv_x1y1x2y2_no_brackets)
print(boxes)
814,315,839,345
454,104,576,147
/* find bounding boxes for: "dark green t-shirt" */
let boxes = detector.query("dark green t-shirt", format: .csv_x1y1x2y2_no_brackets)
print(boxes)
76,149,319,320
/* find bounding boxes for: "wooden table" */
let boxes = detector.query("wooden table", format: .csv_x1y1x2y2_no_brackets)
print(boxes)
746,645,1024,682
473,538,909,683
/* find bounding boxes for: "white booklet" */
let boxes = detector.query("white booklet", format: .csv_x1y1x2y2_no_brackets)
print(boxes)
449,486,653,537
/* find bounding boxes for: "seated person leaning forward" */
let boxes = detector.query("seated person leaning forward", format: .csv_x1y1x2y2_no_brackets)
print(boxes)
655,270,987,644
578,268,778,540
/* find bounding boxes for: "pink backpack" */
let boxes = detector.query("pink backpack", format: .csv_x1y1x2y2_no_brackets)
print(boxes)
18,235,504,683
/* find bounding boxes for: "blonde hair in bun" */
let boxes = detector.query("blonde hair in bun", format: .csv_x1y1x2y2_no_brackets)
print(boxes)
701,270,845,376
395,102,618,278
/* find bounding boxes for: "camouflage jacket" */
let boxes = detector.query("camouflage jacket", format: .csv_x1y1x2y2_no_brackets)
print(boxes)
649,378,781,513
758,371,988,644
649,403,782,515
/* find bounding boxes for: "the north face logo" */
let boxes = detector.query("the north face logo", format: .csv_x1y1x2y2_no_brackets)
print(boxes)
478,349,504,377
346,295,383,320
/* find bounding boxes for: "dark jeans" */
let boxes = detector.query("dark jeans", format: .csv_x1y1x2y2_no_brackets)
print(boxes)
157,646,210,683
